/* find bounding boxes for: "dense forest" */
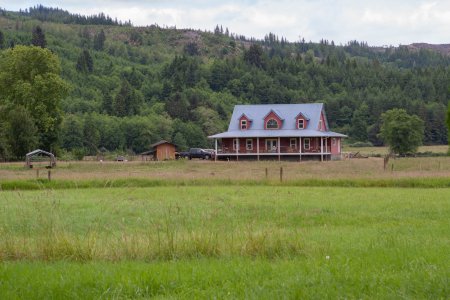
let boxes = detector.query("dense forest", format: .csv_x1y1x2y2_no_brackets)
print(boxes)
0,6,449,159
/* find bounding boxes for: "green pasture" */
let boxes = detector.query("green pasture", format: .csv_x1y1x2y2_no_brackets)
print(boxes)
0,186,449,298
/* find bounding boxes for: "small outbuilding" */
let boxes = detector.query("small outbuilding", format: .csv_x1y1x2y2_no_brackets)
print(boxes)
142,140,177,161
25,149,56,168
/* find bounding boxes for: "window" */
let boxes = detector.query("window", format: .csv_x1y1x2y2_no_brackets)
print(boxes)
246,139,253,150
332,138,336,145
319,120,323,131
290,138,297,149
240,119,247,130
298,119,305,129
304,138,310,150
233,138,239,150
266,119,278,129
265,139,277,151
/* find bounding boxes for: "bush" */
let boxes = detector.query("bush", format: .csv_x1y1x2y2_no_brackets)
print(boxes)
348,141,374,147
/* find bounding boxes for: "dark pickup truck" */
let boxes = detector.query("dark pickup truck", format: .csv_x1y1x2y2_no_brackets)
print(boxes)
177,148,215,160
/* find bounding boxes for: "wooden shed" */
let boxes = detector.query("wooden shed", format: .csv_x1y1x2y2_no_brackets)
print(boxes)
148,140,176,161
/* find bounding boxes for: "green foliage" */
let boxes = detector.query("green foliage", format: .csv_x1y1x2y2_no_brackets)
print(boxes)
4,106,39,158
244,44,265,68
93,29,105,51
0,30,4,49
447,103,450,153
380,109,424,155
0,45,69,153
31,25,46,48
76,49,93,73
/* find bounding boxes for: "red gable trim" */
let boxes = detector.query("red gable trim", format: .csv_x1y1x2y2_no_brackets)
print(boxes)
294,112,310,120
262,109,284,121
264,111,283,129
239,114,251,130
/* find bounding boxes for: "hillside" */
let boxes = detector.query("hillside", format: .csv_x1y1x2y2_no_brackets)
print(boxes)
0,6,449,158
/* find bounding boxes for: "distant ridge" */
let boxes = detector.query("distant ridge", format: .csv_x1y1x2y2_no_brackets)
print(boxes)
408,43,450,55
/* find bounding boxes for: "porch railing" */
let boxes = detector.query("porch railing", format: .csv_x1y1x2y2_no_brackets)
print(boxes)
217,146,328,154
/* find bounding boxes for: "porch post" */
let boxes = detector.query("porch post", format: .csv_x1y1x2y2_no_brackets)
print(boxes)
236,138,239,161
299,137,302,162
320,137,323,162
277,136,281,161
257,137,260,161
214,139,218,162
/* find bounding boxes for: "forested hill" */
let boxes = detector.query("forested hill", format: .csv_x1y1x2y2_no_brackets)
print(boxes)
0,6,448,157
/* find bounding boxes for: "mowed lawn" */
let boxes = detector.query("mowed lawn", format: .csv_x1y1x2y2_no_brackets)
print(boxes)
0,186,449,298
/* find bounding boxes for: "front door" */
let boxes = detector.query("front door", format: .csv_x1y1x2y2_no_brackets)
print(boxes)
265,139,277,152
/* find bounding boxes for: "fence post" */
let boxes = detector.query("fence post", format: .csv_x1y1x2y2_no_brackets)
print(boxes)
280,167,283,182
48,170,51,181
391,163,394,172
265,168,268,179
36,169,39,179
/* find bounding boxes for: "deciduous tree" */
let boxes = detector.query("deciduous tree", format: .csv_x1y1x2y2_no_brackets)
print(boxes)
379,109,424,155
0,46,69,151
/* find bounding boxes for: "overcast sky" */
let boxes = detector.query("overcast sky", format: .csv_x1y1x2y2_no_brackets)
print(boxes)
1,0,449,46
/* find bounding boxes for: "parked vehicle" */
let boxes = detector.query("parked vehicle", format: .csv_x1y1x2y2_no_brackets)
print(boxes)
176,148,215,160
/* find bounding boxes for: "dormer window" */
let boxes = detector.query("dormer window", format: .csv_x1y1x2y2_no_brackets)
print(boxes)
298,119,305,129
266,119,279,129
319,120,323,131
241,120,247,130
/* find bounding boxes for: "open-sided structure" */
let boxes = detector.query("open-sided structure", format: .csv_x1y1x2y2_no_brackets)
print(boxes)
25,149,56,168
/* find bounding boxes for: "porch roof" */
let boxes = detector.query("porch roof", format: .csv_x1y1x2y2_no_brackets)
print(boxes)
208,129,347,139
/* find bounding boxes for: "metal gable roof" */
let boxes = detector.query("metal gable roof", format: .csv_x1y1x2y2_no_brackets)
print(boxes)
227,103,324,131
209,103,347,139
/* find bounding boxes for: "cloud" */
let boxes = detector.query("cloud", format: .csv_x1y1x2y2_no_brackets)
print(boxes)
1,0,450,45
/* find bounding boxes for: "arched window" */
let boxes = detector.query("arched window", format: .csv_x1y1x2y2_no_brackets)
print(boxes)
266,119,278,129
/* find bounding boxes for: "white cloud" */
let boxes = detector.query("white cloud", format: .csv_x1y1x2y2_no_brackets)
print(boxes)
1,0,450,45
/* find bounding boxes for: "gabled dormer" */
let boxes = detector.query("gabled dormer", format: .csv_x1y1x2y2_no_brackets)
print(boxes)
318,110,328,131
295,112,309,129
263,110,284,130
239,114,252,130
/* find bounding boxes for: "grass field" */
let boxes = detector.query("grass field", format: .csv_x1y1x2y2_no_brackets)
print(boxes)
343,144,449,155
0,186,449,298
1,155,450,182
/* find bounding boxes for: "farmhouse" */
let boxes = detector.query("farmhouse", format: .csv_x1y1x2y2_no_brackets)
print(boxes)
209,103,346,161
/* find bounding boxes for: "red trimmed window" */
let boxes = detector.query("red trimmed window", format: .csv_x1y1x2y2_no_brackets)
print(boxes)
266,119,279,129
240,119,248,130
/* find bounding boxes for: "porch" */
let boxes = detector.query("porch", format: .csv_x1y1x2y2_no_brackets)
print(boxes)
214,137,335,161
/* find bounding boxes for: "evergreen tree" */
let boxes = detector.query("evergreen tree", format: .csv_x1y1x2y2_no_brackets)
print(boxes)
83,114,100,155
244,44,265,68
31,25,46,48
349,103,369,142
102,92,114,115
76,49,94,73
93,29,106,51
0,30,4,49
112,80,141,117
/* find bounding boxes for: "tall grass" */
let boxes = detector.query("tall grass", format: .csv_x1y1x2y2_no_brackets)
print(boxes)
1,176,450,191
0,186,448,262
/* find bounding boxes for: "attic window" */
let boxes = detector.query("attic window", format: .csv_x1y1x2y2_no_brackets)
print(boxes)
266,119,279,129
240,120,247,130
298,119,305,129
319,120,323,131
